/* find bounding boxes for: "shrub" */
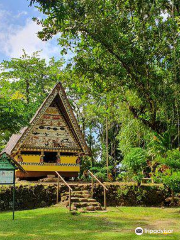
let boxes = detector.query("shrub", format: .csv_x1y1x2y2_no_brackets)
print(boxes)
163,149,180,170
163,172,180,193
122,147,147,185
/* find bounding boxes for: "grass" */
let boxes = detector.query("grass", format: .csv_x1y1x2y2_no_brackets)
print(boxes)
0,206,179,240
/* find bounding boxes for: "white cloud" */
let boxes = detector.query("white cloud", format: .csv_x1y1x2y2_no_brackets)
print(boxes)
0,9,60,61
15,11,28,18
4,19,60,60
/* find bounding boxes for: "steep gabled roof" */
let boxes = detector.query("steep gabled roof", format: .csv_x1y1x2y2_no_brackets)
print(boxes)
2,128,27,155
4,82,90,155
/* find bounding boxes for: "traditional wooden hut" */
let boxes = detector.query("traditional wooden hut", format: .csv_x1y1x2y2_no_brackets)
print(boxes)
3,82,90,179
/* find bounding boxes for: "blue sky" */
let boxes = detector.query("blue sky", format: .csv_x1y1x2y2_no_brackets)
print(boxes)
0,0,66,62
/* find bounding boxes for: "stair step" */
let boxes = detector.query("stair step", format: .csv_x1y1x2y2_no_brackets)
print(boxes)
62,194,91,198
62,190,89,195
63,201,100,208
86,206,102,211
60,188,102,212
67,197,96,203
61,196,69,201
72,202,101,208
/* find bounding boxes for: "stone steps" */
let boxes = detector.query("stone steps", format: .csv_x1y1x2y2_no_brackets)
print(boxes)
62,190,89,195
61,189,102,212
64,201,101,207
73,202,101,207
61,194,91,200
67,184,90,191
62,196,96,203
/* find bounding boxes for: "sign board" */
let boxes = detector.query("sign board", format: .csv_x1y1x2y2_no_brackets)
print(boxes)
0,170,14,184
0,152,25,220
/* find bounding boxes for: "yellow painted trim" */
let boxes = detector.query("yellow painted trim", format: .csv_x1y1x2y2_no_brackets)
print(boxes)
14,154,80,173
14,155,78,164
16,165,80,172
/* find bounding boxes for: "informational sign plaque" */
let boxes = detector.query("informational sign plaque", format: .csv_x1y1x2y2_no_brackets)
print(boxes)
0,153,22,220
0,170,14,184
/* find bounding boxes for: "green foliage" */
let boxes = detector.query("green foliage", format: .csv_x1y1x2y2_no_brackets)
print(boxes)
117,115,151,155
122,148,147,173
164,149,180,170
1,0,180,180
116,172,131,182
156,149,180,196
121,147,147,185
30,0,180,136
79,155,92,178
117,186,130,197
29,0,180,176
157,149,180,171
90,165,112,182
148,131,173,157
0,51,64,150
163,172,180,193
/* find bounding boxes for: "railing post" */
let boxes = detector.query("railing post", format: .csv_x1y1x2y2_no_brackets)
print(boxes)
91,177,94,197
57,175,59,204
55,171,72,211
88,170,108,211
104,188,107,210
69,189,71,211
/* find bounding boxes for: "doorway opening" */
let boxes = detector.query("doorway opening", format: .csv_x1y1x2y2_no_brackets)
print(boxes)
44,152,57,163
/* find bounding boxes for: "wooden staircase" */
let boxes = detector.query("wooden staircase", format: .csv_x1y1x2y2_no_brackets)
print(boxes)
55,171,107,212
61,189,102,211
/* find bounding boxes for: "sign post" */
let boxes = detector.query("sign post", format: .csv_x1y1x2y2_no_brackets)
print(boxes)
13,172,15,220
0,153,25,220
0,169,15,220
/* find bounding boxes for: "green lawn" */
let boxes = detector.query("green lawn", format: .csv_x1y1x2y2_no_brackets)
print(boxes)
0,206,179,240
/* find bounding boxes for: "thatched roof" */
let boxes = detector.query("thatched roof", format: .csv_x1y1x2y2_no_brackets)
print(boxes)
2,127,27,155
2,82,90,155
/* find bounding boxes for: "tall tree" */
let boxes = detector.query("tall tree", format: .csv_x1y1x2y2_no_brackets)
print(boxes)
30,0,180,136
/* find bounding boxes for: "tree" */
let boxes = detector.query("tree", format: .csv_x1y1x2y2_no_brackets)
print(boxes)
30,0,180,136
0,51,64,150
29,0,180,176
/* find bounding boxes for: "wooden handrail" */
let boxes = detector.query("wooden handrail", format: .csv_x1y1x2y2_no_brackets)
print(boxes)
56,171,72,191
88,170,108,210
55,171,72,211
88,170,108,190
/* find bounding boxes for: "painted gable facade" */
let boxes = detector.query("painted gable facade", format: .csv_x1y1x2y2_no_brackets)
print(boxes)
4,82,90,179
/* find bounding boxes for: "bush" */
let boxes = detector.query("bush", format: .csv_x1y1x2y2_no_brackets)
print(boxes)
122,148,147,185
163,172,180,193
164,149,180,170
122,147,147,172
